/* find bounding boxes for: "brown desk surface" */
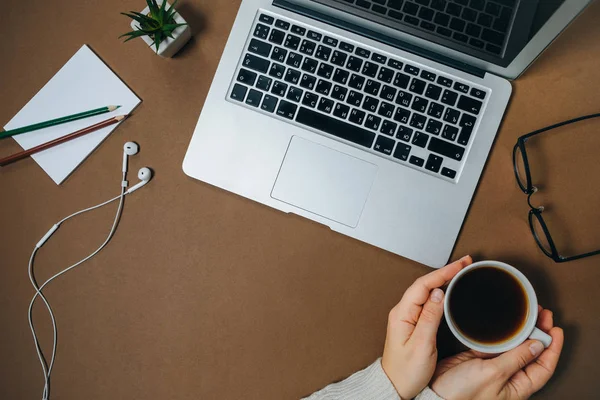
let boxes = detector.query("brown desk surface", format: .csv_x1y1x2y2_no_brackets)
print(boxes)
1,1,600,399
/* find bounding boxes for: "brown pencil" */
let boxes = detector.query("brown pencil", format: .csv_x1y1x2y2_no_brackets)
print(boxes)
0,115,127,167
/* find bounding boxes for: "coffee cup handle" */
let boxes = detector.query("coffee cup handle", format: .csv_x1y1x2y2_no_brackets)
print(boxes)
529,327,553,348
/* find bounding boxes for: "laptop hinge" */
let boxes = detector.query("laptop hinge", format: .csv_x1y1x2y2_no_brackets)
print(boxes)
273,0,486,79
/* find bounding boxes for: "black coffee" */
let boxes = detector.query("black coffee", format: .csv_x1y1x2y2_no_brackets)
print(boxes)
448,266,528,344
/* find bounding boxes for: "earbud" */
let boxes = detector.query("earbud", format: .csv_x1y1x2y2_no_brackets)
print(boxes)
126,167,153,194
122,142,140,173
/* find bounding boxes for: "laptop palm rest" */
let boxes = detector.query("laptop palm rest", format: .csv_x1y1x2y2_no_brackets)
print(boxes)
271,136,378,228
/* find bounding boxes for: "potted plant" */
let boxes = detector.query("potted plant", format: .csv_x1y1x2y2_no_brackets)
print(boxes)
120,0,191,58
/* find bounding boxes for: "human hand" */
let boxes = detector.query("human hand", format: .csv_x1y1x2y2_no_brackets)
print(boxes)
430,306,564,400
381,255,473,399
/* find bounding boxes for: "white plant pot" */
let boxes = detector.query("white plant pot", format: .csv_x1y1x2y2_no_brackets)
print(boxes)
131,1,192,58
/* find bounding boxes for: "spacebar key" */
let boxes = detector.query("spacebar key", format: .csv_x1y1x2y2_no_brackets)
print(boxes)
295,107,376,148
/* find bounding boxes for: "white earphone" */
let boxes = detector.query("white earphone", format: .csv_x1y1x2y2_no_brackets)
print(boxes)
28,142,153,400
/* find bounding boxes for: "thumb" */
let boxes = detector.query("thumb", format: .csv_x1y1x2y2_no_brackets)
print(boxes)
413,288,445,343
492,340,545,379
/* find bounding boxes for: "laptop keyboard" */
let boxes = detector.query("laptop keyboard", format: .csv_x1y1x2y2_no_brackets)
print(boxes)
228,12,490,182
329,0,516,55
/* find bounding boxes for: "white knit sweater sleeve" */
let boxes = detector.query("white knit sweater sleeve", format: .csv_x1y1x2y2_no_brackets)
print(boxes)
302,359,444,400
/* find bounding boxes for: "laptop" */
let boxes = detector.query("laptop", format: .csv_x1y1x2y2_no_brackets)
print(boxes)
183,0,593,268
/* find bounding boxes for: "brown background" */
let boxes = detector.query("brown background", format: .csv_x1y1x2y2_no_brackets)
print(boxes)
1,1,600,399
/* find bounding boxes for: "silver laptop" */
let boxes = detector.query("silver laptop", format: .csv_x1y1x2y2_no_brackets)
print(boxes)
183,0,593,268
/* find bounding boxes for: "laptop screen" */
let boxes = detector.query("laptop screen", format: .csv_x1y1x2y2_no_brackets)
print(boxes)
281,0,593,78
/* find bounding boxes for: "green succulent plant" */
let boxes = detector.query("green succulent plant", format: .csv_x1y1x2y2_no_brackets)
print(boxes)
120,0,187,52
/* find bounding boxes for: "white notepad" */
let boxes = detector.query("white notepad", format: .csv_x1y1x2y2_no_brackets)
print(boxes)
3,45,141,184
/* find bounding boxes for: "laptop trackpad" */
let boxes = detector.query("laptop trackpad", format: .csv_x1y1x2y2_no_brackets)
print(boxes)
271,136,377,228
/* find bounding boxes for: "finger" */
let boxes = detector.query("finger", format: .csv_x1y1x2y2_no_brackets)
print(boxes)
395,255,473,326
513,327,564,397
537,309,554,332
412,288,445,345
492,339,545,378
537,305,542,314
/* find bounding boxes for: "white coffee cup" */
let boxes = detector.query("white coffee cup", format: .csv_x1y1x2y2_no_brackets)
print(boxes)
444,260,552,354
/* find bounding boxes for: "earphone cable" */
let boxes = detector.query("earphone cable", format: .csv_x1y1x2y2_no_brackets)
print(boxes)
28,174,127,400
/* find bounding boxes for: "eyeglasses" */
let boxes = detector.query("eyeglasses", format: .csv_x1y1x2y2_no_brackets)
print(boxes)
513,112,600,263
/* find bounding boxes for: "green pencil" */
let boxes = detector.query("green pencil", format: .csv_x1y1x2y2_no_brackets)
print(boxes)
0,105,121,139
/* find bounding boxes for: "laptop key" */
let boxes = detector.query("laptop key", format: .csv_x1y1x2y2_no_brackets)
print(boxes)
349,108,367,125
317,63,334,79
315,45,332,61
442,125,459,141
316,79,332,95
404,64,420,76
380,85,397,101
324,36,339,46
243,53,270,73
271,47,287,63
302,92,319,108
318,97,334,114
425,84,442,101
248,39,272,57
458,113,476,145
395,90,412,108
412,131,429,148
268,29,285,45
426,119,443,135
394,143,412,161
301,58,318,73
332,85,348,101
396,126,413,142
409,156,425,167
333,103,351,119
347,56,363,72
374,135,395,155
271,81,288,97
409,78,427,95
269,63,286,79
340,42,355,52
427,102,444,119
246,89,263,107
308,30,322,41
230,83,248,102
410,113,426,130
256,75,273,91
425,154,443,173
441,89,458,106
362,62,379,78
363,96,380,113
275,20,290,30
454,82,470,93
421,70,436,81
286,86,303,103
296,107,375,147
333,68,350,85
261,94,278,112
291,25,306,36
378,102,395,119
286,52,303,68
470,87,486,99
365,114,382,131
437,76,453,87
388,59,403,70
377,67,395,84
394,108,411,125
443,108,460,124
411,96,429,113
381,120,398,136
372,53,387,64
347,91,364,107
428,137,465,161
356,47,371,58
349,74,366,90
259,14,274,25
299,40,316,56
300,74,316,90
237,68,257,85
393,72,411,89
253,24,270,39
457,95,483,115
276,100,297,119
441,167,457,179
365,80,381,96
284,34,301,50
331,51,348,67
